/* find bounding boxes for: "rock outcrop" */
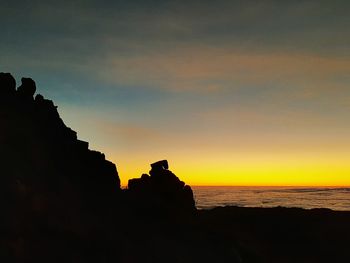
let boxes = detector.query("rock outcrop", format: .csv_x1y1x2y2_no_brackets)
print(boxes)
0,73,121,193
127,160,196,216
0,73,121,262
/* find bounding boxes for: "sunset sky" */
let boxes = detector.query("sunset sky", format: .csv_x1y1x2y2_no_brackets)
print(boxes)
2,0,350,186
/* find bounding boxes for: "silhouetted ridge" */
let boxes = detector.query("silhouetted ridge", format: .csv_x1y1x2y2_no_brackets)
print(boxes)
1,73,122,261
0,73,120,192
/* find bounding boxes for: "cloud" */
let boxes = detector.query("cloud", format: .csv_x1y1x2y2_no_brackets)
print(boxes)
2,0,349,97
99,47,350,98
2,0,350,58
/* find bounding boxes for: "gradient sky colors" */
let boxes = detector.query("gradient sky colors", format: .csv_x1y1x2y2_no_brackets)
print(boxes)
2,0,350,186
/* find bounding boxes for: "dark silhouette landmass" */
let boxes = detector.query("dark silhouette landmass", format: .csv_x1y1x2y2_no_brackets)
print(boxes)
1,73,350,263
127,159,196,216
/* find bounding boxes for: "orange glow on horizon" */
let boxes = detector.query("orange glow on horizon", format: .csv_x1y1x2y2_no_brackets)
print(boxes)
113,152,350,188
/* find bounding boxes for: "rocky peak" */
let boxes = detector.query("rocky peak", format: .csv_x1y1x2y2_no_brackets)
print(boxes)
0,73,121,213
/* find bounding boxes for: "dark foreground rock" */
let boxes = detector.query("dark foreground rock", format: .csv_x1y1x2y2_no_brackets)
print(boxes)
1,73,349,263
200,206,350,263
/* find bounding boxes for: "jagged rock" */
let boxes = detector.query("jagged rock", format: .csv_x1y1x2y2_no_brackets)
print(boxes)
1,74,122,261
17,77,36,99
0,72,16,95
127,160,196,215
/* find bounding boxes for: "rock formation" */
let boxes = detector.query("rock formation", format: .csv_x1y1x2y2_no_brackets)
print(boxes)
0,73,121,262
0,73,121,192
127,160,196,216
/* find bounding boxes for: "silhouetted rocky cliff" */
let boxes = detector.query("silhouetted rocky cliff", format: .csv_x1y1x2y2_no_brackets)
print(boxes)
2,73,350,263
0,73,123,261
0,73,204,262
1,73,120,207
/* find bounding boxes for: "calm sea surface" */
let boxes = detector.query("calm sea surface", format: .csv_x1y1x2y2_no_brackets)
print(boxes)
192,186,350,211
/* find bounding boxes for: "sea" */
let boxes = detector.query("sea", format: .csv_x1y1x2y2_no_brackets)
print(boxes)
192,186,350,211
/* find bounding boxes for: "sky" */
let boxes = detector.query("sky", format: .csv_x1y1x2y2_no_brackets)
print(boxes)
1,0,350,186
